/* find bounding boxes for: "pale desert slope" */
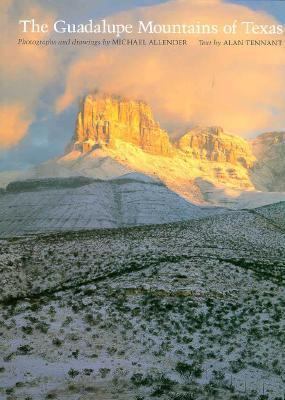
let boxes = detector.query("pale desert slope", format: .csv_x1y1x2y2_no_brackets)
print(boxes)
0,202,284,399
0,174,225,237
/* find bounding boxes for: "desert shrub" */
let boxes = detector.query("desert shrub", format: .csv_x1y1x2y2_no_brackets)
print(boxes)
21,325,33,334
175,362,193,376
52,337,62,347
17,344,33,354
68,368,79,378
131,373,154,386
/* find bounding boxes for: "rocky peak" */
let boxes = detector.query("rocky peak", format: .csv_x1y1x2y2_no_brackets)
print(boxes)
71,93,173,156
69,93,256,169
178,126,255,168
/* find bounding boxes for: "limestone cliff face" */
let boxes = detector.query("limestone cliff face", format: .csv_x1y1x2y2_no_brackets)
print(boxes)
72,94,173,156
178,126,255,168
70,94,256,170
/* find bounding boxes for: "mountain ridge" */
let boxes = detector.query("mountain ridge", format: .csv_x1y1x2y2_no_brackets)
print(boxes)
1,93,285,210
70,93,256,169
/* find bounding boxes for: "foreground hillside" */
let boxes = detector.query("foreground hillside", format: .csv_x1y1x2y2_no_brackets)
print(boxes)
0,206,284,399
254,201,285,230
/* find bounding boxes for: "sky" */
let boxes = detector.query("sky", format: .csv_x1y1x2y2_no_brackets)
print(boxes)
1,0,285,171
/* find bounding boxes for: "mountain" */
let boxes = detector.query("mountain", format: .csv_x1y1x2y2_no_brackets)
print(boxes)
58,93,283,208
1,93,285,213
60,94,249,202
69,94,255,169
251,132,285,191
178,126,255,167
70,93,173,156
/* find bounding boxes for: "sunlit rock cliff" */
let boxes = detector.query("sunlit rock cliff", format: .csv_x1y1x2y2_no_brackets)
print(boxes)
58,93,259,206
1,93,285,209
69,94,255,169
178,126,255,168
70,94,173,156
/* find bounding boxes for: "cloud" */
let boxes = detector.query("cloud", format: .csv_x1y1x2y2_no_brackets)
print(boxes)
1,0,285,154
56,0,285,136
0,0,57,149
0,104,32,148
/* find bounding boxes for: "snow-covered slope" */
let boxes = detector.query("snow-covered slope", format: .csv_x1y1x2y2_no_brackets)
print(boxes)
57,142,285,209
2,140,285,211
254,201,285,230
1,208,284,399
0,175,222,237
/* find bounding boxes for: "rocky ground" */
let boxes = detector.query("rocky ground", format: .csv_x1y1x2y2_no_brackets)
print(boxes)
0,204,285,400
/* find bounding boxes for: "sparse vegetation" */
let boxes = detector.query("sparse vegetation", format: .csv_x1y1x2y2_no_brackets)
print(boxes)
0,209,284,399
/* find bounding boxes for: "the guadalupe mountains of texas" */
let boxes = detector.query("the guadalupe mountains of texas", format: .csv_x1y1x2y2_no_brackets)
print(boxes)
2,94,285,400
1,93,285,236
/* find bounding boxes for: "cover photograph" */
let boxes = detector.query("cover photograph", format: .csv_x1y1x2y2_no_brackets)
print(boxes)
0,0,285,399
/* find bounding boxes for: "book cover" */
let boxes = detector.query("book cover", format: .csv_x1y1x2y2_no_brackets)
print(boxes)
0,1,284,399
